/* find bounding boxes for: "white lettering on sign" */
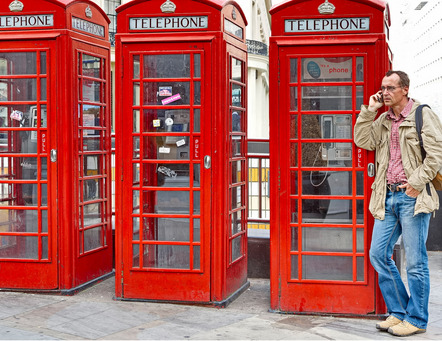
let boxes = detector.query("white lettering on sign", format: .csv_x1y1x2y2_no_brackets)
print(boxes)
72,17,105,37
129,16,208,30
285,17,370,33
0,14,53,28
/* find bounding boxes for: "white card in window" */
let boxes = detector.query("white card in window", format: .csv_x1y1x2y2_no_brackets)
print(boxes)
176,139,186,147
159,147,170,153
153,119,161,127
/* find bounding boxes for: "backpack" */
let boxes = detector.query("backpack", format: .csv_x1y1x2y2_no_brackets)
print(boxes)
415,104,442,194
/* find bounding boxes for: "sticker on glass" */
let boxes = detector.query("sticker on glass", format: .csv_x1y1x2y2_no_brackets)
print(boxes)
165,118,174,126
10,110,23,121
153,119,161,127
176,139,186,147
159,147,170,153
162,93,181,105
159,86,173,97
157,166,177,178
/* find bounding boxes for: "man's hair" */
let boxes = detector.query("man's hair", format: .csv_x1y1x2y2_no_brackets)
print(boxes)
385,70,410,88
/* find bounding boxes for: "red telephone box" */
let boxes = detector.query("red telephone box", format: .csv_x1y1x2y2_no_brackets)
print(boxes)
115,0,248,304
0,0,112,292
269,0,390,315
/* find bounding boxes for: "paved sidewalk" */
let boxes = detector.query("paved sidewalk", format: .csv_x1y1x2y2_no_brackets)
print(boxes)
1,252,441,340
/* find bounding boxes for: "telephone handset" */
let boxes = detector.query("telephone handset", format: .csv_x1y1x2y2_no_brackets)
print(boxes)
320,115,352,161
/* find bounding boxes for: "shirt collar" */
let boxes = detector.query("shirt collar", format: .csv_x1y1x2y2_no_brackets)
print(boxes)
387,98,414,121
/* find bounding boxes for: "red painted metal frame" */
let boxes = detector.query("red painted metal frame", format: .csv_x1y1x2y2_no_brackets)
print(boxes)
0,0,112,291
115,0,248,304
269,0,389,315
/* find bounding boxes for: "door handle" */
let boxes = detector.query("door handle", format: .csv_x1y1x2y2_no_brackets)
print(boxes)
50,149,57,163
368,163,375,177
204,155,211,169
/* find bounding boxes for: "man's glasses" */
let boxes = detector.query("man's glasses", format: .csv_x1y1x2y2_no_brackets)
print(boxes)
380,86,400,93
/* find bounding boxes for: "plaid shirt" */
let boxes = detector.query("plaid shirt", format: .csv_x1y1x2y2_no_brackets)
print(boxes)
386,99,415,184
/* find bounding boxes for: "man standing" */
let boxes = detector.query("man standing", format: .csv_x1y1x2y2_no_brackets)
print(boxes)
354,70,442,337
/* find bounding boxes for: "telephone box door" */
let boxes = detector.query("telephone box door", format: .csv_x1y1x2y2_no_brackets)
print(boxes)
272,43,379,314
0,40,58,289
120,42,212,302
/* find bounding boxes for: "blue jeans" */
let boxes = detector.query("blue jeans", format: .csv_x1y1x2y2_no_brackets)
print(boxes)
370,190,431,329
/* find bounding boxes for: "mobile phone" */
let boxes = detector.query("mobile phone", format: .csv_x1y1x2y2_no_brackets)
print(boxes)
378,94,384,103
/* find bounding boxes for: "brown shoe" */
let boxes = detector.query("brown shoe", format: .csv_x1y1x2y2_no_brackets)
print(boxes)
376,315,402,331
388,321,426,337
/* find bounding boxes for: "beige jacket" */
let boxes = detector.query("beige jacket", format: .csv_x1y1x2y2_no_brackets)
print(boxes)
354,100,442,220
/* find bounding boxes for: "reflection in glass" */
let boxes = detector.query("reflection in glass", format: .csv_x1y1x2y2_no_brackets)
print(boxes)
143,190,189,214
302,86,352,111
357,256,364,281
0,52,37,75
194,81,201,105
232,84,242,107
291,255,298,279
133,216,140,240
232,235,242,261
291,199,298,223
231,186,242,209
42,210,48,232
291,226,298,251
193,191,200,214
40,78,47,101
83,203,102,226
133,190,140,213
303,255,352,280
302,171,352,196
133,82,140,106
231,58,242,82
194,54,201,77
302,143,352,168
193,245,201,269
194,109,200,132
40,52,47,74
132,244,140,267
82,54,101,78
290,143,298,167
290,115,297,138
83,155,101,176
84,227,103,252
356,57,364,82
194,219,200,242
231,160,243,184
83,179,102,201
357,228,364,252
144,54,190,79
232,137,242,157
0,236,38,259
82,81,101,103
133,55,140,79
231,209,242,235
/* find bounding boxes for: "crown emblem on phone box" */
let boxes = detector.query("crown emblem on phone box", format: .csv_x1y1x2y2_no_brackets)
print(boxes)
9,0,24,12
318,0,335,14
161,0,176,13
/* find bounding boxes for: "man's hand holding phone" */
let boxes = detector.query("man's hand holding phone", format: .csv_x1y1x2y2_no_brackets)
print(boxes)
368,90,384,112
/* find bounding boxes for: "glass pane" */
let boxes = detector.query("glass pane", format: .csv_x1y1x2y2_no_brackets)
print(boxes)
83,203,102,226
40,52,47,74
133,190,139,214
83,105,100,127
302,143,352,167
356,57,364,82
302,255,352,280
231,58,242,82
143,163,191,187
0,184,38,206
357,228,364,252
290,115,297,138
42,236,48,260
83,81,101,102
231,160,243,184
0,105,38,128
41,105,47,128
142,190,189,214
132,243,140,267
143,54,190,79
144,82,190,105
290,143,297,167
133,55,140,79
302,114,352,140
232,136,243,157
356,86,364,109
0,209,38,232
143,109,190,133
232,235,242,261
303,227,353,252
291,226,298,251
133,82,140,106
357,199,364,224
302,57,352,82
302,171,352,196
142,217,189,241
290,171,298,195
194,219,200,242
132,216,140,240
82,54,101,78
193,191,200,214
356,171,364,195
142,244,190,269
302,199,353,224
231,209,243,235
0,52,37,75
143,135,189,161
194,54,201,78
194,81,201,105
42,210,48,232
83,134,101,151
83,179,102,201
290,87,297,111
357,256,364,281
231,186,242,209
291,255,298,279
291,199,298,223
84,227,103,252
193,245,200,269
133,136,140,159
194,109,200,132
0,236,38,259
290,58,297,83
40,78,47,101
0,157,38,180
302,86,352,111
232,110,243,132
41,184,47,205
232,84,242,107
133,163,140,184
84,155,102,176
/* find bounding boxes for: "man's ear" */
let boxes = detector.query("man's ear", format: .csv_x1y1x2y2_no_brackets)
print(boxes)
402,86,409,96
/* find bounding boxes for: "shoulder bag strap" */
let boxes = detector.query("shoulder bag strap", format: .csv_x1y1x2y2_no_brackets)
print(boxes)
415,104,432,195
